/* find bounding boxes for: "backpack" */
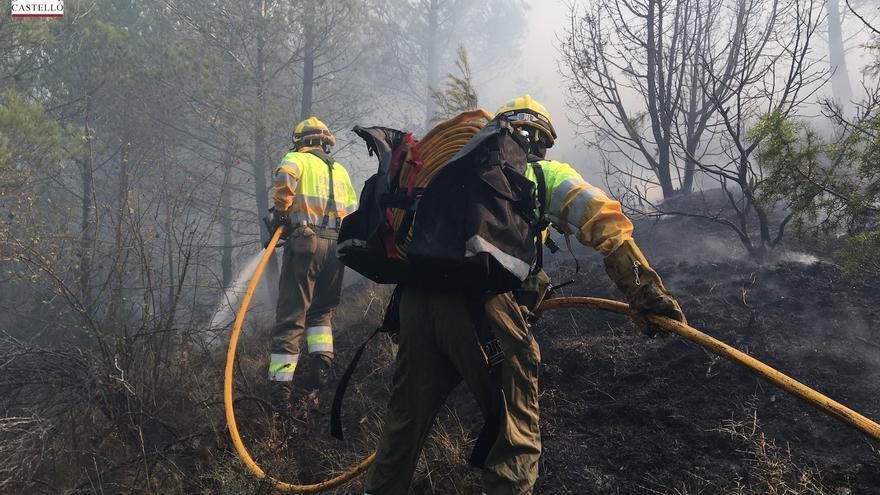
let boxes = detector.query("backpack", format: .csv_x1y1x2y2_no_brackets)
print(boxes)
331,114,555,453
337,110,539,293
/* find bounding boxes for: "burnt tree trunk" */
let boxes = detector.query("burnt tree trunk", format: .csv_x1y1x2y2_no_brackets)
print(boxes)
106,140,132,326
79,93,96,314
220,153,234,288
220,49,236,288
645,0,676,198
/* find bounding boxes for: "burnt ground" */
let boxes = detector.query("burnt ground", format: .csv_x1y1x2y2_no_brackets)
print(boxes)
533,257,880,494
218,219,880,494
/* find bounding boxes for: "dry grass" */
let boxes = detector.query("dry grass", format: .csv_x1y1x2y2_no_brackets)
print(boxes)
414,406,482,493
718,404,832,495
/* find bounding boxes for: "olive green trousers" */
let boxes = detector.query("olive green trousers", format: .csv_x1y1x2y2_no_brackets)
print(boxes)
365,287,541,495
268,226,343,382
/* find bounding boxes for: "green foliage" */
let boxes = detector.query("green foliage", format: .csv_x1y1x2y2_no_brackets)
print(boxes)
751,107,880,274
751,110,827,228
838,229,880,276
0,16,53,85
0,90,60,190
0,92,65,338
866,32,879,76
430,46,479,123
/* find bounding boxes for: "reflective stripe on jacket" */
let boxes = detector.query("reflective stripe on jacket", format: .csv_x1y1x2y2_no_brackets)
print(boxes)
525,159,633,255
273,151,358,227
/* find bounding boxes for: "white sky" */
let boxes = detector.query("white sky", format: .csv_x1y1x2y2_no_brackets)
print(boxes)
474,0,607,185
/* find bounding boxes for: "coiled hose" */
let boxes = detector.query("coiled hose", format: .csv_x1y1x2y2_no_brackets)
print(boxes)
391,109,493,255
224,228,880,493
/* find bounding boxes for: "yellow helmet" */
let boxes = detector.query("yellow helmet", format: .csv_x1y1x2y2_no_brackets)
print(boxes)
292,116,336,149
495,95,556,148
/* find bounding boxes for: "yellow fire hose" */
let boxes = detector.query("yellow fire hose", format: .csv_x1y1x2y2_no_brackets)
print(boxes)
224,227,880,493
538,297,880,442
224,227,374,492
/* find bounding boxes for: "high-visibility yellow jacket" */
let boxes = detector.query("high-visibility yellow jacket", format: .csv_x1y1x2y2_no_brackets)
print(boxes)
525,159,633,255
273,150,358,228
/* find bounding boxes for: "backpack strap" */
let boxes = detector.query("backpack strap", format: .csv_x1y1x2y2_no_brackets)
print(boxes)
331,285,404,440
329,325,380,440
563,229,581,274
532,159,581,276
405,139,424,195
464,291,504,469
532,161,548,221
531,161,550,270
308,150,340,229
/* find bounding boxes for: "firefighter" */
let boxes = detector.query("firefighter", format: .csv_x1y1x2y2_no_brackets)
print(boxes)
363,96,685,494
268,116,358,409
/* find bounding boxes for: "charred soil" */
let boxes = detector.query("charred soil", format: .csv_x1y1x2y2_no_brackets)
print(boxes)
533,258,880,494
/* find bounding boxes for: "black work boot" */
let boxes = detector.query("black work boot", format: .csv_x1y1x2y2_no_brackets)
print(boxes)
292,354,332,411
269,381,294,413
307,354,332,392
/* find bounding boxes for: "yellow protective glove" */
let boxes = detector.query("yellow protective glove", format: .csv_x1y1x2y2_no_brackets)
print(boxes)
603,239,686,337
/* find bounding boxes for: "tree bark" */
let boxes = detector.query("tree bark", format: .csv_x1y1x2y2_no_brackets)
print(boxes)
221,48,236,289
645,0,676,198
656,142,675,198
220,153,234,288
107,140,131,325
79,93,96,314
165,195,174,314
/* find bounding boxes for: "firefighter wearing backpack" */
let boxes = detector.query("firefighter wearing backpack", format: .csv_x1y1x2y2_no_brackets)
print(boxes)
267,116,358,410
363,96,685,495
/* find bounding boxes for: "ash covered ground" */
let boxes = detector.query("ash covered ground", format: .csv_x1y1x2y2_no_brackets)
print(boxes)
533,257,880,494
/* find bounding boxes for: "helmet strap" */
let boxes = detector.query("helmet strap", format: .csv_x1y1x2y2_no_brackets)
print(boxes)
532,143,547,159
514,125,550,158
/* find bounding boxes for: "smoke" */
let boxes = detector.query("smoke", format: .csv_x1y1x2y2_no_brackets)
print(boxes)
776,251,821,265
471,1,608,186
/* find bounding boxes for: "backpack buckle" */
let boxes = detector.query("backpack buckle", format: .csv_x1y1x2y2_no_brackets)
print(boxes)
483,338,504,367
544,236,561,254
